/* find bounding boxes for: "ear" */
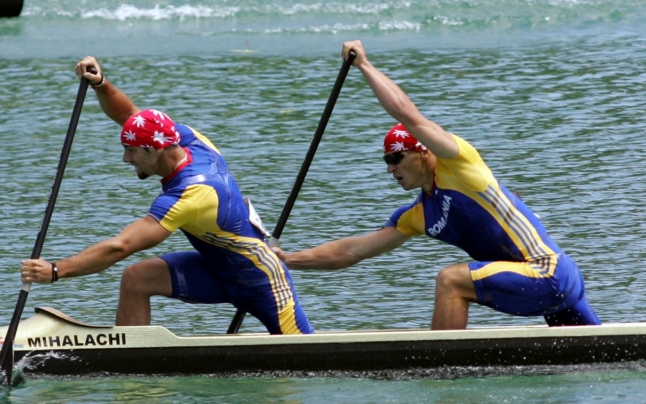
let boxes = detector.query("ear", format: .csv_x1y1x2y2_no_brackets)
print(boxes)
424,149,437,169
421,149,436,166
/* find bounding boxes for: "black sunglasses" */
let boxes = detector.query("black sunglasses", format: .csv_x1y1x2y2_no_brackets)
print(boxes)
383,151,405,165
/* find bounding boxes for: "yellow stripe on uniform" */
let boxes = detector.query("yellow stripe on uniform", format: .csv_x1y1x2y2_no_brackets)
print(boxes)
440,184,558,279
159,184,299,332
480,186,555,262
187,126,221,154
277,302,301,334
206,235,301,334
470,258,557,281
437,144,556,266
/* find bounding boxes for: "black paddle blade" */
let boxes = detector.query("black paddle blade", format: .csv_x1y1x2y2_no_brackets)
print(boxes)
10,370,26,388
0,290,28,387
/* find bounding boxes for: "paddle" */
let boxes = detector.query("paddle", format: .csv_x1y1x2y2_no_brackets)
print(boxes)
0,68,95,386
226,52,356,334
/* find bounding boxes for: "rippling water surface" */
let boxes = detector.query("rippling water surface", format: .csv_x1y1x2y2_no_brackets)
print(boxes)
2,0,646,402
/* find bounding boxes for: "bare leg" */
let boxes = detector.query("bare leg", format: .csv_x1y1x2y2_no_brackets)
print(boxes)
431,263,478,330
116,257,173,326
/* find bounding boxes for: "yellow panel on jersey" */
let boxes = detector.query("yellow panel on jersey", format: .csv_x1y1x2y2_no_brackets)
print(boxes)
190,128,220,154
385,134,562,270
470,257,557,281
160,186,292,312
385,133,599,324
158,184,214,234
149,122,313,334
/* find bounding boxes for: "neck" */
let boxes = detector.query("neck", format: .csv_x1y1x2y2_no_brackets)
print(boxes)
158,146,187,178
420,153,436,194
174,153,188,169
421,177,435,194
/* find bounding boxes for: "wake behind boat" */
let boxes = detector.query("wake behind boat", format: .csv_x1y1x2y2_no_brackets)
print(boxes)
1,307,646,378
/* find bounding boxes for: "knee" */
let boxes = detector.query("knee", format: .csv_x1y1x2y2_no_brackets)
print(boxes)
120,264,144,294
436,267,459,293
435,264,474,298
120,258,172,297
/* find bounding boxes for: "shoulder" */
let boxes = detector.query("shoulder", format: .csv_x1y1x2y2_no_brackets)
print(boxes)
177,123,220,153
442,134,482,163
385,194,425,236
436,135,496,191
175,123,196,144
437,134,489,172
389,193,424,220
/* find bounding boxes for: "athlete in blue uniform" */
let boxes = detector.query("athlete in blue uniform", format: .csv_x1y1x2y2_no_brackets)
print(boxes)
274,40,600,329
20,57,313,335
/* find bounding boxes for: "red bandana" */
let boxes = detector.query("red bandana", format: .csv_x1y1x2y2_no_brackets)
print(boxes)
121,109,180,148
383,123,426,154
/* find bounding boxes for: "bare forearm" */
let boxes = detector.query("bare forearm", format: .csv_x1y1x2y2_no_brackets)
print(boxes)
22,217,168,284
76,56,139,125
284,239,364,270
356,58,457,158
56,238,129,279
357,60,420,124
94,80,139,126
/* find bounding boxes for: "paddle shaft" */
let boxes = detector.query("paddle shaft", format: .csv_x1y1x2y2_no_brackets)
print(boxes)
226,53,356,334
0,72,93,385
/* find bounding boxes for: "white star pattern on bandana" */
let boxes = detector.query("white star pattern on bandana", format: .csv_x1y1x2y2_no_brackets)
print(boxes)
153,130,173,144
123,130,137,142
384,123,426,153
132,115,146,128
150,109,168,122
393,129,410,138
390,141,408,152
121,109,180,148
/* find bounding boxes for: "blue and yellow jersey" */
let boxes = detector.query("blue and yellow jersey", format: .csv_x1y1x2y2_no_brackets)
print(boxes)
386,134,563,264
147,124,293,307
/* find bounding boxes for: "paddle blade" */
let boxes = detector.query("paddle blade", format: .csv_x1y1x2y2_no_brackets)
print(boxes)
0,345,12,387
0,289,28,386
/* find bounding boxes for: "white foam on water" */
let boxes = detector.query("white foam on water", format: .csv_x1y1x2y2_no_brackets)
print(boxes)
82,4,240,20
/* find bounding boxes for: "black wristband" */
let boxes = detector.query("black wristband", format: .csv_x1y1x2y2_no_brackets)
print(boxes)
91,76,105,89
51,262,59,283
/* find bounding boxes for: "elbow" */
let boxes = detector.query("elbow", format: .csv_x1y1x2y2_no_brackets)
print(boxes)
390,99,423,126
104,238,132,262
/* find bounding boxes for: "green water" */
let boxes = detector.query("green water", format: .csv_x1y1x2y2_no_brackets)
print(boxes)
6,367,646,403
2,0,646,401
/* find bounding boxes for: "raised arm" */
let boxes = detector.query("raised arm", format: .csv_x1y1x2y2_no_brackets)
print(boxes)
75,56,140,126
274,226,409,270
341,41,459,159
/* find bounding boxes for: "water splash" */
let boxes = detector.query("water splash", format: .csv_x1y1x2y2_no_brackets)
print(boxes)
0,350,80,386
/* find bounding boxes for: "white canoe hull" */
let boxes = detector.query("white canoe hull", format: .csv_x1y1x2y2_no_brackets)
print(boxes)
2,307,646,377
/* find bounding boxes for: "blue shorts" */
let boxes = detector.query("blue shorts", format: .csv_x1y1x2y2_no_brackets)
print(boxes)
469,253,601,326
161,251,314,335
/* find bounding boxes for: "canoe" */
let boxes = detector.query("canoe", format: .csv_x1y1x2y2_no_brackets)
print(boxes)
2,306,646,378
